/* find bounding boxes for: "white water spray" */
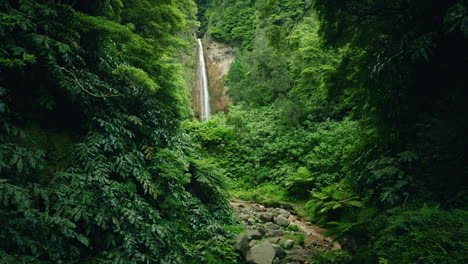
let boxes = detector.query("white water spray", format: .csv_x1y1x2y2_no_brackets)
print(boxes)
197,38,211,120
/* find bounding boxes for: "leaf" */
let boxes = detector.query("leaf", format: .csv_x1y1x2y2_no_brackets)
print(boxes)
127,115,143,126
17,159,23,172
346,200,364,208
77,235,91,248
112,216,120,229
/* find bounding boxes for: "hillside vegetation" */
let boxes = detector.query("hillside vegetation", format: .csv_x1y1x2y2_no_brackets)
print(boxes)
1,1,237,263
1,0,467,264
190,0,468,263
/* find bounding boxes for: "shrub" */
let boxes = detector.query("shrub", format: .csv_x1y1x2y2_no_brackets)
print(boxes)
369,205,468,264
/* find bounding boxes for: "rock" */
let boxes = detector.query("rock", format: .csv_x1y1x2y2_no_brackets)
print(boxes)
279,209,290,218
258,227,266,235
266,208,274,213
260,213,274,222
248,230,262,240
283,239,294,249
267,237,281,244
246,241,276,264
249,240,257,247
254,205,266,212
265,229,284,237
273,257,281,264
240,213,250,220
275,215,290,227
284,249,313,263
247,218,255,225
235,234,250,256
265,222,281,230
272,244,286,259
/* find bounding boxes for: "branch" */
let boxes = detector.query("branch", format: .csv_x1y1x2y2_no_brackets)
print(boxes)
287,2,314,44
57,66,121,98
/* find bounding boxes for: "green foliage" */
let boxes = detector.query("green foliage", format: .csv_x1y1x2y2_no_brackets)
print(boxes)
196,0,468,263
365,151,418,207
305,182,364,225
0,0,239,263
369,206,468,264
227,41,293,106
311,249,352,264
113,65,159,93
287,224,300,232
201,0,256,49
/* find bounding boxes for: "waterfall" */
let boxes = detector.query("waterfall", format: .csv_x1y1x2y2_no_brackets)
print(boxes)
198,38,211,120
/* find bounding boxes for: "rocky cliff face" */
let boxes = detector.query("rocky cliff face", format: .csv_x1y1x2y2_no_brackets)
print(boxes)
203,37,236,113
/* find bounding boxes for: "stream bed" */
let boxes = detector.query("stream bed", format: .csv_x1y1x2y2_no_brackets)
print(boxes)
230,200,340,264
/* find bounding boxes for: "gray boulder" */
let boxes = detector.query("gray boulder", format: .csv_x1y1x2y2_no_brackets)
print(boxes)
265,222,281,230
246,241,276,264
240,213,250,220
279,209,290,218
248,230,262,240
249,239,257,247
272,244,286,259
235,234,250,256
283,239,294,249
265,229,284,238
275,215,290,227
267,237,281,244
260,212,274,222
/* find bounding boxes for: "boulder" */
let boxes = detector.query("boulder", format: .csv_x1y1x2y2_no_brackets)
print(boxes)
257,227,266,235
249,240,257,247
248,230,262,240
284,248,313,263
240,213,250,220
275,215,290,227
254,205,266,212
272,244,286,259
265,229,284,238
246,241,276,264
267,237,281,244
265,222,281,230
279,209,290,218
235,234,250,256
260,213,274,222
283,239,294,249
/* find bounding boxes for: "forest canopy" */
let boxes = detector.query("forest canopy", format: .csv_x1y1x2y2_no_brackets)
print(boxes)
1,0,467,263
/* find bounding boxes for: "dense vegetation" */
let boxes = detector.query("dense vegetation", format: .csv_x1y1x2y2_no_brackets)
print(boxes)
0,1,239,263
2,0,467,263
191,0,468,263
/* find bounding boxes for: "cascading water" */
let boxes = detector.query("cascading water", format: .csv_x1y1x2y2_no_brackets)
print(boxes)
197,38,211,120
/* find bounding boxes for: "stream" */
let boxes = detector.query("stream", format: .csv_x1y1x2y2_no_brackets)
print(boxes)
230,200,340,264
